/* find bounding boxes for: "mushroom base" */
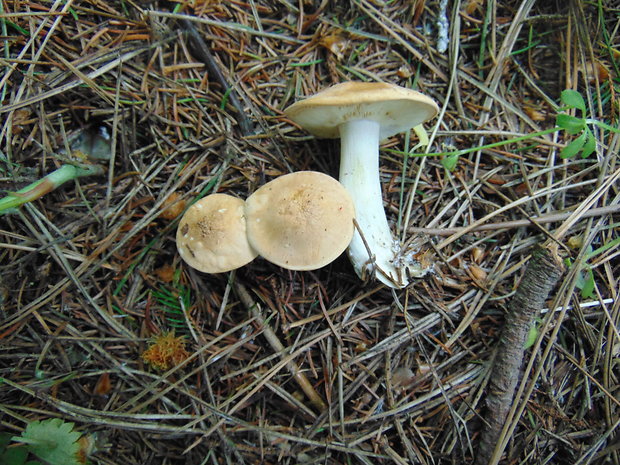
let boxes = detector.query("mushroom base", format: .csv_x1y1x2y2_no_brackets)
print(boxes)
338,119,432,288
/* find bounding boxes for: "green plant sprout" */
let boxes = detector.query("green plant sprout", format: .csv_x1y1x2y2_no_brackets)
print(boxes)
0,126,111,215
568,234,620,299
396,89,619,170
524,318,541,350
151,277,193,335
0,163,104,214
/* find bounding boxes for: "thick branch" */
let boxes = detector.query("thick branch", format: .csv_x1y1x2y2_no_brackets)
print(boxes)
476,245,564,465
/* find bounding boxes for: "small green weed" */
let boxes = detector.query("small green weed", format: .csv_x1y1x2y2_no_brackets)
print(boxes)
396,89,620,171
151,279,192,335
566,233,619,299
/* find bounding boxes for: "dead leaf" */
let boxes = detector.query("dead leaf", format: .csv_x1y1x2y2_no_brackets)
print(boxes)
580,59,610,83
319,33,348,61
160,192,187,220
155,263,176,283
93,372,112,396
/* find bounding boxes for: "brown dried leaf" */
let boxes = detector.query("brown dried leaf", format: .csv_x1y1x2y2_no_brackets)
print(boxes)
468,264,487,282
319,33,348,60
160,192,187,220
93,372,112,396
463,0,483,15
524,104,548,122
471,247,485,264
580,59,610,83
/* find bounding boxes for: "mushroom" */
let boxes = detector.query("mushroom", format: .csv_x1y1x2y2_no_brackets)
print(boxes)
176,193,258,273
284,82,439,288
245,171,355,270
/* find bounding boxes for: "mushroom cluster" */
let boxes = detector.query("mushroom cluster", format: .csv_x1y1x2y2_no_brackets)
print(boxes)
176,81,437,288
176,171,355,273
284,82,439,288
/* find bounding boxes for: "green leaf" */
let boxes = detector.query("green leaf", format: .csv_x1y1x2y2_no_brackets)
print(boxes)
580,128,596,158
524,322,539,349
556,114,586,135
220,87,233,110
3,447,29,465
581,269,595,299
2,19,30,35
560,133,587,158
15,419,83,465
441,153,460,172
560,89,586,113
585,236,620,261
590,119,620,134
0,432,12,449
0,433,32,465
0,436,29,465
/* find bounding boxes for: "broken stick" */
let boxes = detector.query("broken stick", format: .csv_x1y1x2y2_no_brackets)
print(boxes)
234,281,327,412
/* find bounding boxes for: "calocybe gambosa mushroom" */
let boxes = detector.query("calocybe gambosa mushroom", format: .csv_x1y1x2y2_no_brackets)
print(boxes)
284,81,439,288
176,194,258,273
245,171,355,271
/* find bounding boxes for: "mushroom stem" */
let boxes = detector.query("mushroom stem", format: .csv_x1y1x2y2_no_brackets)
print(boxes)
338,119,425,288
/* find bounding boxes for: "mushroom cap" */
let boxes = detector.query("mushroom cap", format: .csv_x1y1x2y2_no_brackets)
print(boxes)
176,194,258,273
245,171,355,271
284,81,439,139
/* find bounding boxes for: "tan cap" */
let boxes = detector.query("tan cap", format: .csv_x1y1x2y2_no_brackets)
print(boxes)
245,171,355,271
284,81,439,139
176,194,258,273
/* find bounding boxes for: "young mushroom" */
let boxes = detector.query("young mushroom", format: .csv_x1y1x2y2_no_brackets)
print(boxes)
176,194,258,273
245,171,355,270
284,82,439,288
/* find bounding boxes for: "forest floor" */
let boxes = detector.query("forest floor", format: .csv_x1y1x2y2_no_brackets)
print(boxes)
0,1,619,464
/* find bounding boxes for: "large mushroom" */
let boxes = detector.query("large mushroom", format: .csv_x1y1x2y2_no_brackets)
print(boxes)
245,171,355,271
176,194,258,273
284,82,439,288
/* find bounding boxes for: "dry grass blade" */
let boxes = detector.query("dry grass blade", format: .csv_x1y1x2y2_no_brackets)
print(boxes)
409,203,620,236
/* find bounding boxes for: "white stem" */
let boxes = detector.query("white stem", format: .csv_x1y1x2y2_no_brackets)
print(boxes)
338,119,409,288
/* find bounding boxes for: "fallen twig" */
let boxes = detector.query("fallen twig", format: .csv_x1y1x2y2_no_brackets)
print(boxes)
178,18,253,137
475,245,564,465
409,204,619,236
234,281,327,411
0,164,104,214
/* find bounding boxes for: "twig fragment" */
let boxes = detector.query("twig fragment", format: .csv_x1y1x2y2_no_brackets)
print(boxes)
234,281,327,411
178,18,253,136
0,164,104,214
408,204,619,236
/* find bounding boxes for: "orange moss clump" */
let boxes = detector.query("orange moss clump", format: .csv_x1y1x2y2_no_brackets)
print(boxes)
142,332,190,370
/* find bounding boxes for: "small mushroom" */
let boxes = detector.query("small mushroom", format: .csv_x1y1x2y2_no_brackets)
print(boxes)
245,171,355,270
176,194,258,273
284,82,439,288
